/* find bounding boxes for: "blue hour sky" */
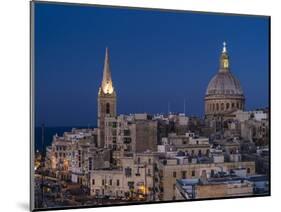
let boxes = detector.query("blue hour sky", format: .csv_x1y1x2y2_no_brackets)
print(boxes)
34,2,269,127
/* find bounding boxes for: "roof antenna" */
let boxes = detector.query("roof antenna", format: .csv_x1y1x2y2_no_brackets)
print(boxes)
168,101,170,114
184,98,186,115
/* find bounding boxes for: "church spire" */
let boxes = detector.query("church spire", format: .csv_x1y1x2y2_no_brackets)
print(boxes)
219,41,230,72
101,47,114,94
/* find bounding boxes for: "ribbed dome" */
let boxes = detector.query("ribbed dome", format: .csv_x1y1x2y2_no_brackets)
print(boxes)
206,71,244,96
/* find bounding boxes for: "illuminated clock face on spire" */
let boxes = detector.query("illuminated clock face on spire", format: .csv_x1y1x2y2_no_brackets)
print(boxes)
101,47,114,94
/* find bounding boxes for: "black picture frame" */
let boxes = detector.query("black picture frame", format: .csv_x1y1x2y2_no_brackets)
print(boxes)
30,1,271,211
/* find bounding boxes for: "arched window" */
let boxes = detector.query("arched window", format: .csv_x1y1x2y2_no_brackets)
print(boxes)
232,102,235,108
221,103,224,111
216,103,219,111
226,103,230,110
106,103,110,114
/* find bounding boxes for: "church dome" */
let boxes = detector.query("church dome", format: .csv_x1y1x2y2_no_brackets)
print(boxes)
204,42,245,118
205,42,244,97
206,71,243,96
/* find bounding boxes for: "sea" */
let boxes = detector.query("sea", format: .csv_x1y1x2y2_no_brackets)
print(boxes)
34,126,90,153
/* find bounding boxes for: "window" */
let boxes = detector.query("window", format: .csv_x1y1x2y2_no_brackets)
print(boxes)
247,168,251,174
191,150,195,156
106,103,110,114
109,179,112,186
173,172,177,178
117,179,120,186
123,137,131,144
89,157,92,170
211,169,215,177
182,171,187,179
102,179,105,186
148,169,151,176
221,103,224,111
125,167,132,177
226,103,230,110
124,129,130,136
148,158,151,164
92,179,95,185
192,170,195,177
137,157,140,164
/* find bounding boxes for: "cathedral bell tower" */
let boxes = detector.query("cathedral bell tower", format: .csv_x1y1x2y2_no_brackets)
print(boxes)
97,47,117,147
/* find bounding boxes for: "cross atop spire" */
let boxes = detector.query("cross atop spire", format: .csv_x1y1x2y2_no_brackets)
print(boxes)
222,41,227,53
101,47,114,94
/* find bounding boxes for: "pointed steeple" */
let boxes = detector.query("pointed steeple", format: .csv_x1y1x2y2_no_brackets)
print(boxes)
101,47,114,94
219,41,230,72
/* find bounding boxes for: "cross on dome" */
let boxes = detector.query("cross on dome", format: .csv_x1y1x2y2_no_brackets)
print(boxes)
222,41,227,53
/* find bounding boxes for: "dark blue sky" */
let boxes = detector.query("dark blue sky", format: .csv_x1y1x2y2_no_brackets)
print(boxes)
34,2,269,127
